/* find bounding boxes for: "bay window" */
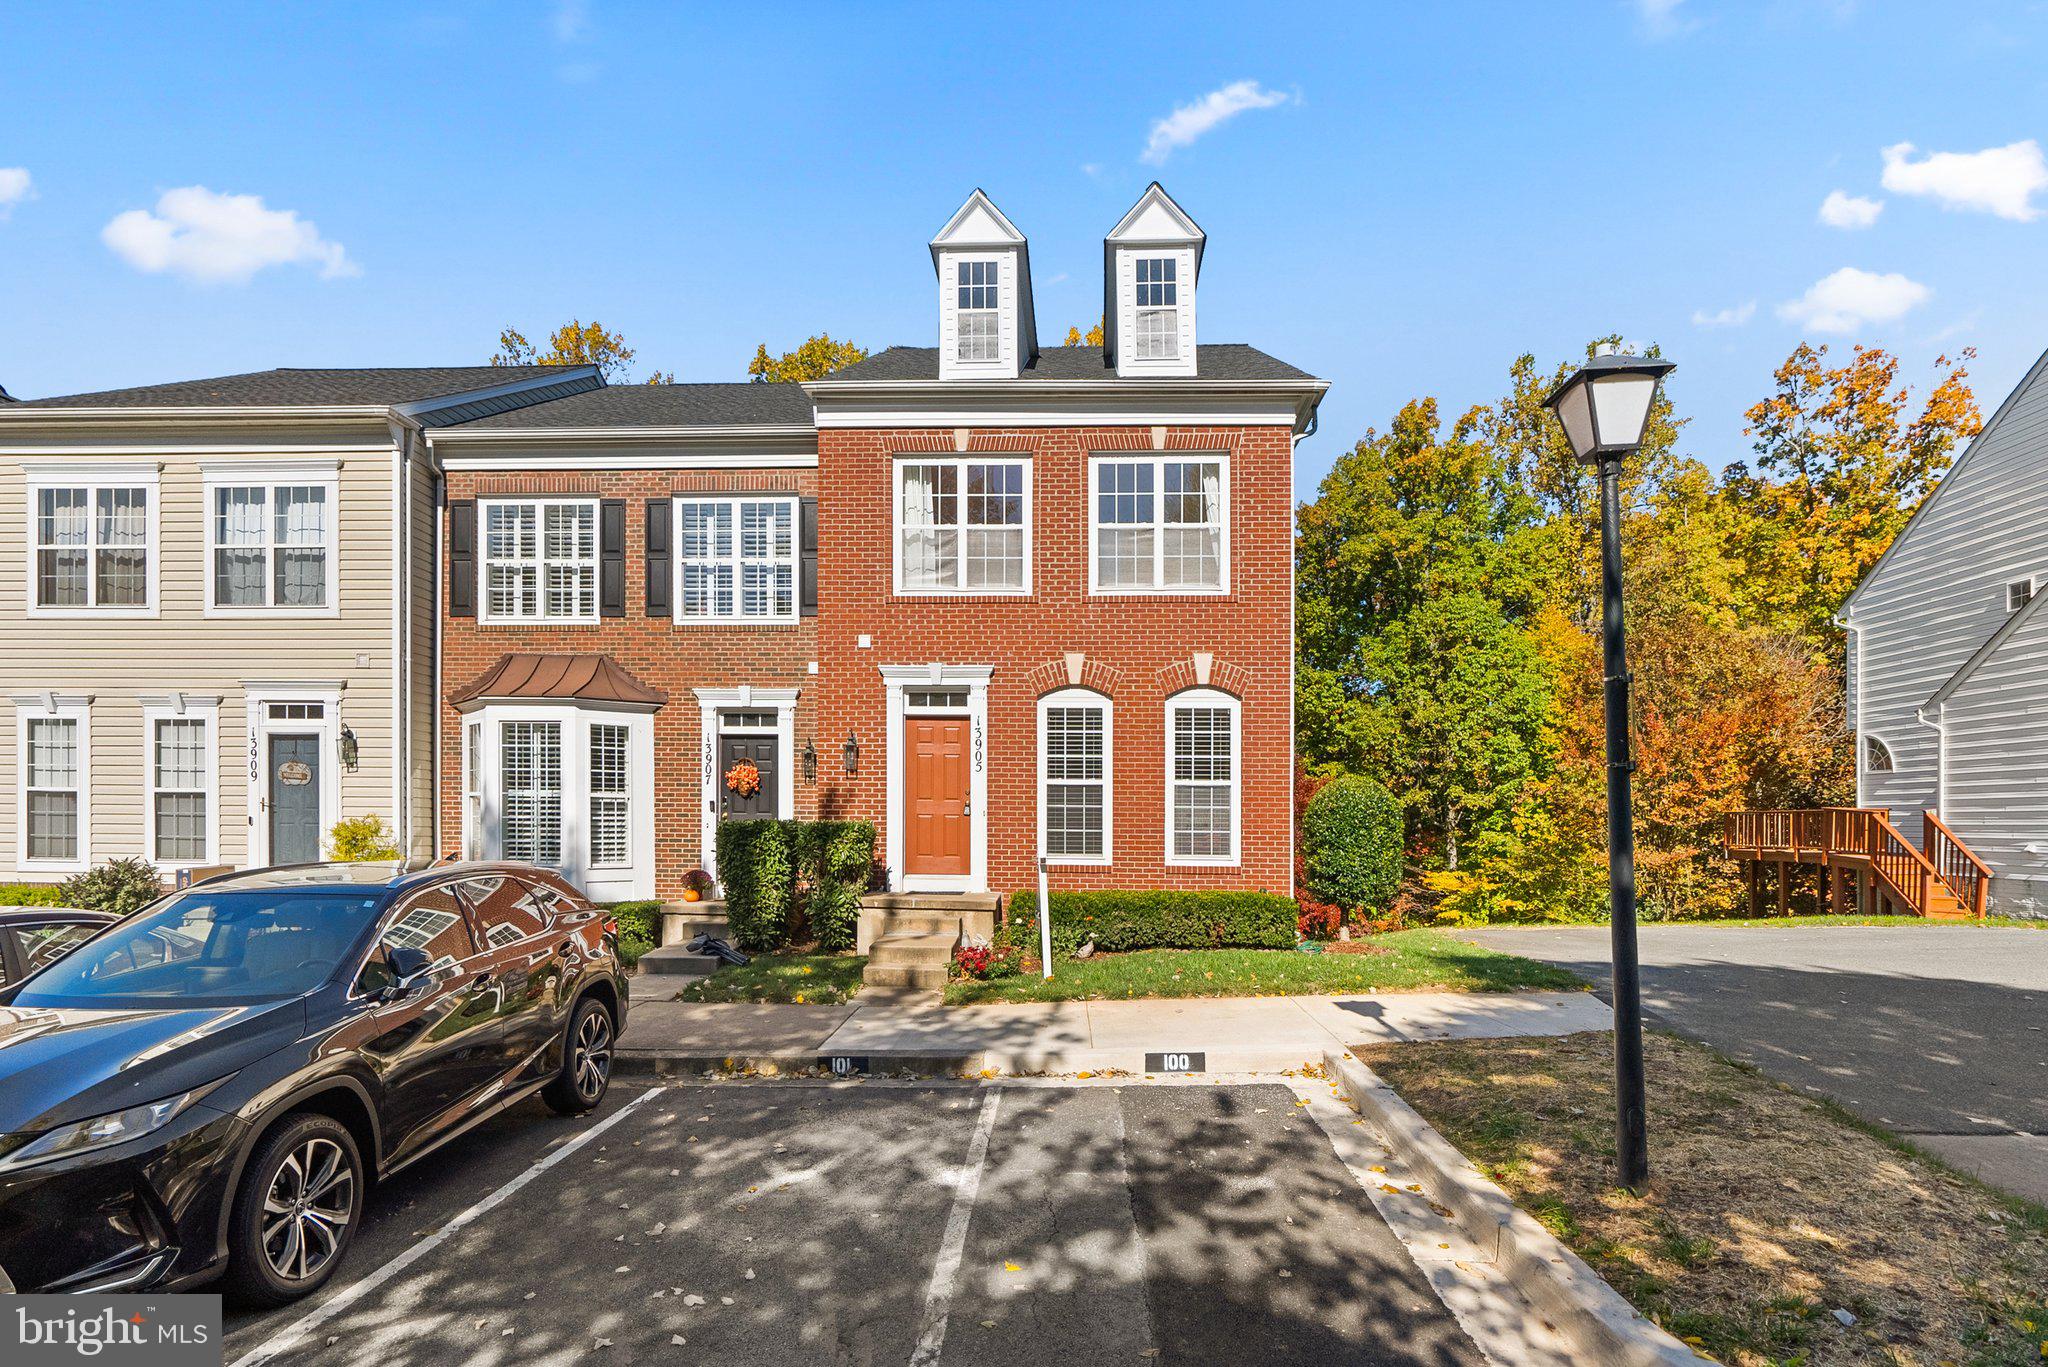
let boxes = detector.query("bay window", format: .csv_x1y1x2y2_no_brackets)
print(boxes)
499,720,563,864
1091,456,1227,593
461,704,654,901
896,458,1029,594
1166,689,1240,865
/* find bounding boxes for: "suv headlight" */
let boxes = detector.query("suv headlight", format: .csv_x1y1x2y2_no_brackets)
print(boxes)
0,1085,219,1172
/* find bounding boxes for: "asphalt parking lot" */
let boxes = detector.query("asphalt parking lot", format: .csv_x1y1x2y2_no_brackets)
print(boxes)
222,1079,1490,1367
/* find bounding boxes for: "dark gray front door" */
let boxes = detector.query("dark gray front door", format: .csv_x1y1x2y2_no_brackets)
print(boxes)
269,735,322,864
718,733,779,820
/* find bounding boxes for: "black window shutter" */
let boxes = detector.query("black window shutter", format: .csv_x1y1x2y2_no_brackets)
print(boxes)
600,499,626,618
800,495,819,617
645,499,672,617
449,499,476,618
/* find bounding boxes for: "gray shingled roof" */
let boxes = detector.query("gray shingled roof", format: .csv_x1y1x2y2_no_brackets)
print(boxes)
441,382,813,430
819,344,1316,383
11,365,587,409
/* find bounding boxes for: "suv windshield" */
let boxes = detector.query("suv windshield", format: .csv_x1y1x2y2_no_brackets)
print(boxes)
12,889,387,1008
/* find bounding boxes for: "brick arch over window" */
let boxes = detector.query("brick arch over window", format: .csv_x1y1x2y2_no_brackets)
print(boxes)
1154,655,1252,700
1024,653,1127,699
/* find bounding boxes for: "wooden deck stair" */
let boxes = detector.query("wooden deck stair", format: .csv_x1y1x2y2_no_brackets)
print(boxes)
1723,807,1990,920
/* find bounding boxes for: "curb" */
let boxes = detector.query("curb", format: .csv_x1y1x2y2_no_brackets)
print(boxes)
616,1051,988,1078
614,1048,1329,1079
1324,1048,1700,1367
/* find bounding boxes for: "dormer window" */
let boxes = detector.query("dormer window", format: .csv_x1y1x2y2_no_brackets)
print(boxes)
1134,258,1179,360
956,261,1000,362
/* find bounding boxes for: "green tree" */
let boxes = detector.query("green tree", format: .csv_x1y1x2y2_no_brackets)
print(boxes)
746,334,868,383
492,320,673,383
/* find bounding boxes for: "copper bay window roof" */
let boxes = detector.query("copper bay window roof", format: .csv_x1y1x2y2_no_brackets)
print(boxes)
449,653,668,708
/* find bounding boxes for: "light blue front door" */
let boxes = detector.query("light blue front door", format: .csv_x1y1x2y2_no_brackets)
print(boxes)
269,735,322,865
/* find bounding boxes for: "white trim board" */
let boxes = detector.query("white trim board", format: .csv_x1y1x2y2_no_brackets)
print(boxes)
694,686,799,878
880,664,991,893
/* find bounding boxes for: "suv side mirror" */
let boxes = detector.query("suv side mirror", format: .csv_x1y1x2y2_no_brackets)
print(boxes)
383,945,433,997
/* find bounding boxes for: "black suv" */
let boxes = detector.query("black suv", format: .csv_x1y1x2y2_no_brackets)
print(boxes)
0,861,628,1303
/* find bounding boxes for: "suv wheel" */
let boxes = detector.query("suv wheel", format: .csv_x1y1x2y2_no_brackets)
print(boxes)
543,996,614,1115
224,1113,363,1307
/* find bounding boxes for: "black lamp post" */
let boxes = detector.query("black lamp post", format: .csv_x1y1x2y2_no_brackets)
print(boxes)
1543,346,1674,1196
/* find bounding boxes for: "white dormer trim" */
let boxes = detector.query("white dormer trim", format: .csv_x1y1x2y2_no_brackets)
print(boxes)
931,189,1037,381
1104,182,1205,380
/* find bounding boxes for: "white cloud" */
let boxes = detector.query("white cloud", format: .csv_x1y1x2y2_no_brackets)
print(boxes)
1691,301,1756,328
1818,190,1883,229
1880,139,2048,221
1635,0,1698,39
0,167,33,220
1776,267,1930,334
551,0,590,41
1141,80,1292,165
102,187,358,285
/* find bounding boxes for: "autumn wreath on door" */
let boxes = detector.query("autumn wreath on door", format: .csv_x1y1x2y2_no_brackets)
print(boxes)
724,759,762,798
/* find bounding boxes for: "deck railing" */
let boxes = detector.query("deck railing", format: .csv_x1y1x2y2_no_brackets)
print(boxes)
1922,810,1992,918
1723,805,1984,919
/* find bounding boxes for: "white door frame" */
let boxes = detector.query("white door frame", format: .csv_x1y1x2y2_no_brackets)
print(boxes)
881,664,990,893
693,686,799,880
242,680,344,868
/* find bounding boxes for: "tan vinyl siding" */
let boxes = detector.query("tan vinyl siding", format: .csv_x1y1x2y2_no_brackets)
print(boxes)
405,450,440,859
0,421,418,879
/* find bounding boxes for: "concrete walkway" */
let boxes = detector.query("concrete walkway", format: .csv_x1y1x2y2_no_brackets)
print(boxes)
617,989,1610,1076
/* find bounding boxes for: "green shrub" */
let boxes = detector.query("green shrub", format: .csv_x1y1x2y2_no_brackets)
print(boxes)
0,883,66,907
60,857,165,917
803,820,876,952
1301,774,1403,918
606,899,662,945
999,889,1296,958
717,820,795,950
329,815,402,861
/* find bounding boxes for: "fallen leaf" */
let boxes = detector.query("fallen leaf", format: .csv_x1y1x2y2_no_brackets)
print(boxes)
1004,1261,1022,1272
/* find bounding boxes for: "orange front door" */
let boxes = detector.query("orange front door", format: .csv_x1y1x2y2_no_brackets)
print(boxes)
905,717,971,878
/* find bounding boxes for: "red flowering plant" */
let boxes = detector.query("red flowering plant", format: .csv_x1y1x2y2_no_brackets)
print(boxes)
951,940,1021,981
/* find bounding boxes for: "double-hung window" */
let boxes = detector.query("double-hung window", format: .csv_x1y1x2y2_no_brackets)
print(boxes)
28,470,155,613
1134,257,1179,360
484,499,597,622
1091,456,1227,593
500,720,563,864
1040,690,1110,863
144,700,216,867
16,699,89,870
1167,690,1240,865
896,458,1029,593
675,496,798,621
210,484,333,610
589,723,630,867
956,259,1000,362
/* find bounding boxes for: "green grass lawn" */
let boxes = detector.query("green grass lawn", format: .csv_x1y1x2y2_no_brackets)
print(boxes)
943,930,1584,1004
670,953,867,1004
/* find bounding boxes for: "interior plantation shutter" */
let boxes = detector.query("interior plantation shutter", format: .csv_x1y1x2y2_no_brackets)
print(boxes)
449,499,477,618
800,495,819,618
599,499,626,618
645,498,672,617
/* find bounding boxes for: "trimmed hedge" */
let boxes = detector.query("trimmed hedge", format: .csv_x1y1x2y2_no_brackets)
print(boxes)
1000,889,1297,959
1301,774,1402,919
0,883,66,907
714,819,876,952
604,899,662,968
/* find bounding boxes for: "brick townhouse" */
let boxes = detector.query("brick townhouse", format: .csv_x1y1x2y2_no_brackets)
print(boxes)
429,184,1325,904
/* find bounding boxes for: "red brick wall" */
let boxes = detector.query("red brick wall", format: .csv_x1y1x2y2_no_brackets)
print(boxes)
438,470,818,900
812,425,1294,897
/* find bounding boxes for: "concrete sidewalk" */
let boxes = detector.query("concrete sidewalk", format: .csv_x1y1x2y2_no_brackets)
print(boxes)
616,989,1610,1076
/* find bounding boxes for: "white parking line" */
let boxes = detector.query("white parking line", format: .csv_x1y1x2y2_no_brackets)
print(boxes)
227,1084,666,1367
907,1088,1002,1367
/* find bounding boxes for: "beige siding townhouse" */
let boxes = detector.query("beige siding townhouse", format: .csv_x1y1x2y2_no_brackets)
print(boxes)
0,365,598,883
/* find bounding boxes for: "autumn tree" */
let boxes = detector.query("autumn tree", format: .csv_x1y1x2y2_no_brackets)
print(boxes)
1063,319,1106,346
492,320,672,383
746,334,868,383
1720,344,1981,649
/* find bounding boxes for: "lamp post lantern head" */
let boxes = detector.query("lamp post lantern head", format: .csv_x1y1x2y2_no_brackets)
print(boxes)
1543,349,1675,462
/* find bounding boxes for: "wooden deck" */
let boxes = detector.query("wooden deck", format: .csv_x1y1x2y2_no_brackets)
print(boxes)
1722,807,1989,920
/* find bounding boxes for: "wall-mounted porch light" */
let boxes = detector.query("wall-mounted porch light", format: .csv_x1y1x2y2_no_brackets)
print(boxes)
802,739,818,784
338,724,360,772
842,732,860,774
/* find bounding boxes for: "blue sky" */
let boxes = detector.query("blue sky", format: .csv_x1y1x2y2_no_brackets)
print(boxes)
4,0,2047,493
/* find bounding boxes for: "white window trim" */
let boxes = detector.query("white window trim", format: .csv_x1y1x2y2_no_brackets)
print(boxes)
201,460,342,619
242,681,344,868
462,700,657,901
1038,687,1112,866
1133,257,1181,361
692,686,798,880
141,694,220,870
23,461,160,619
671,494,801,625
1087,453,1231,596
953,256,1003,364
2007,577,2037,612
890,455,1033,597
479,496,601,625
880,664,990,894
463,719,483,859
1165,687,1242,867
13,694,92,876
1861,733,1897,775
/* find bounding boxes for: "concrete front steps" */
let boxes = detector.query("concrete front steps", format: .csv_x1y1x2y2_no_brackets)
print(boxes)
859,892,1002,993
637,900,731,980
